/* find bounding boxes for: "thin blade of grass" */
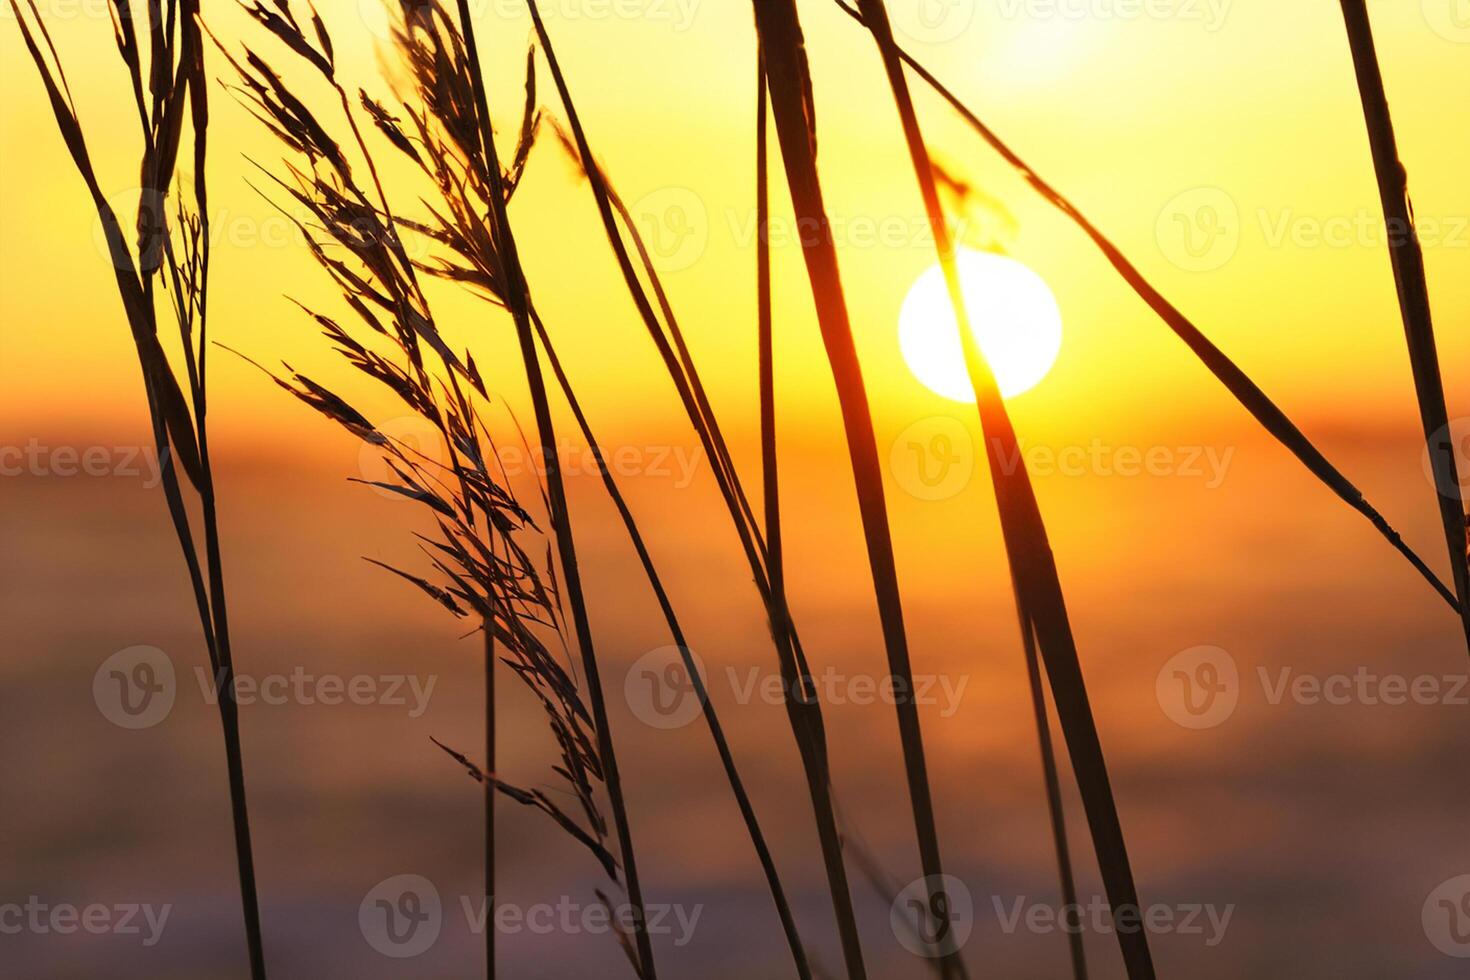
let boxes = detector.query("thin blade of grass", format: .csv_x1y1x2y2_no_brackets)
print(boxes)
528,9,864,974
1337,0,1470,656
530,305,811,978
451,3,657,974
1018,605,1088,980
831,0,1457,615
752,3,975,977
12,2,265,974
852,1,1144,974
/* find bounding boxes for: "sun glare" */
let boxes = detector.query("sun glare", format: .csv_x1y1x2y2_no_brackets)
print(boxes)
898,249,1063,401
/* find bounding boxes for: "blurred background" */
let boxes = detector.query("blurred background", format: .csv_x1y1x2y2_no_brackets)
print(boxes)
3,0,1469,976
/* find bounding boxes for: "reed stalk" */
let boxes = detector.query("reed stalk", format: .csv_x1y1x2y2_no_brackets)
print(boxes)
832,0,1458,616
1337,0,1470,658
10,2,266,974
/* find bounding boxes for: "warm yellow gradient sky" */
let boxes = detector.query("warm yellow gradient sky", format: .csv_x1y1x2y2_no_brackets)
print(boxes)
1,0,1467,452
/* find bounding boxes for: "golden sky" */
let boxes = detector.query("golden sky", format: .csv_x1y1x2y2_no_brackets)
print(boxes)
2,0,1467,452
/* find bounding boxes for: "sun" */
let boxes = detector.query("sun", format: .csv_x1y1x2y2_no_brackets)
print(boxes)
898,249,1063,400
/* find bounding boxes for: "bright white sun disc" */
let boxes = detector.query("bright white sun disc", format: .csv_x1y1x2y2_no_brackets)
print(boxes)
898,249,1062,400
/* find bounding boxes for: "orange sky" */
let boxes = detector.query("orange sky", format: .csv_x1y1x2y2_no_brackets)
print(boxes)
2,0,1466,454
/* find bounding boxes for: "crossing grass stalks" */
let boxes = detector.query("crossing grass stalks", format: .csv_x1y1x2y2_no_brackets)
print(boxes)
9,1,267,974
